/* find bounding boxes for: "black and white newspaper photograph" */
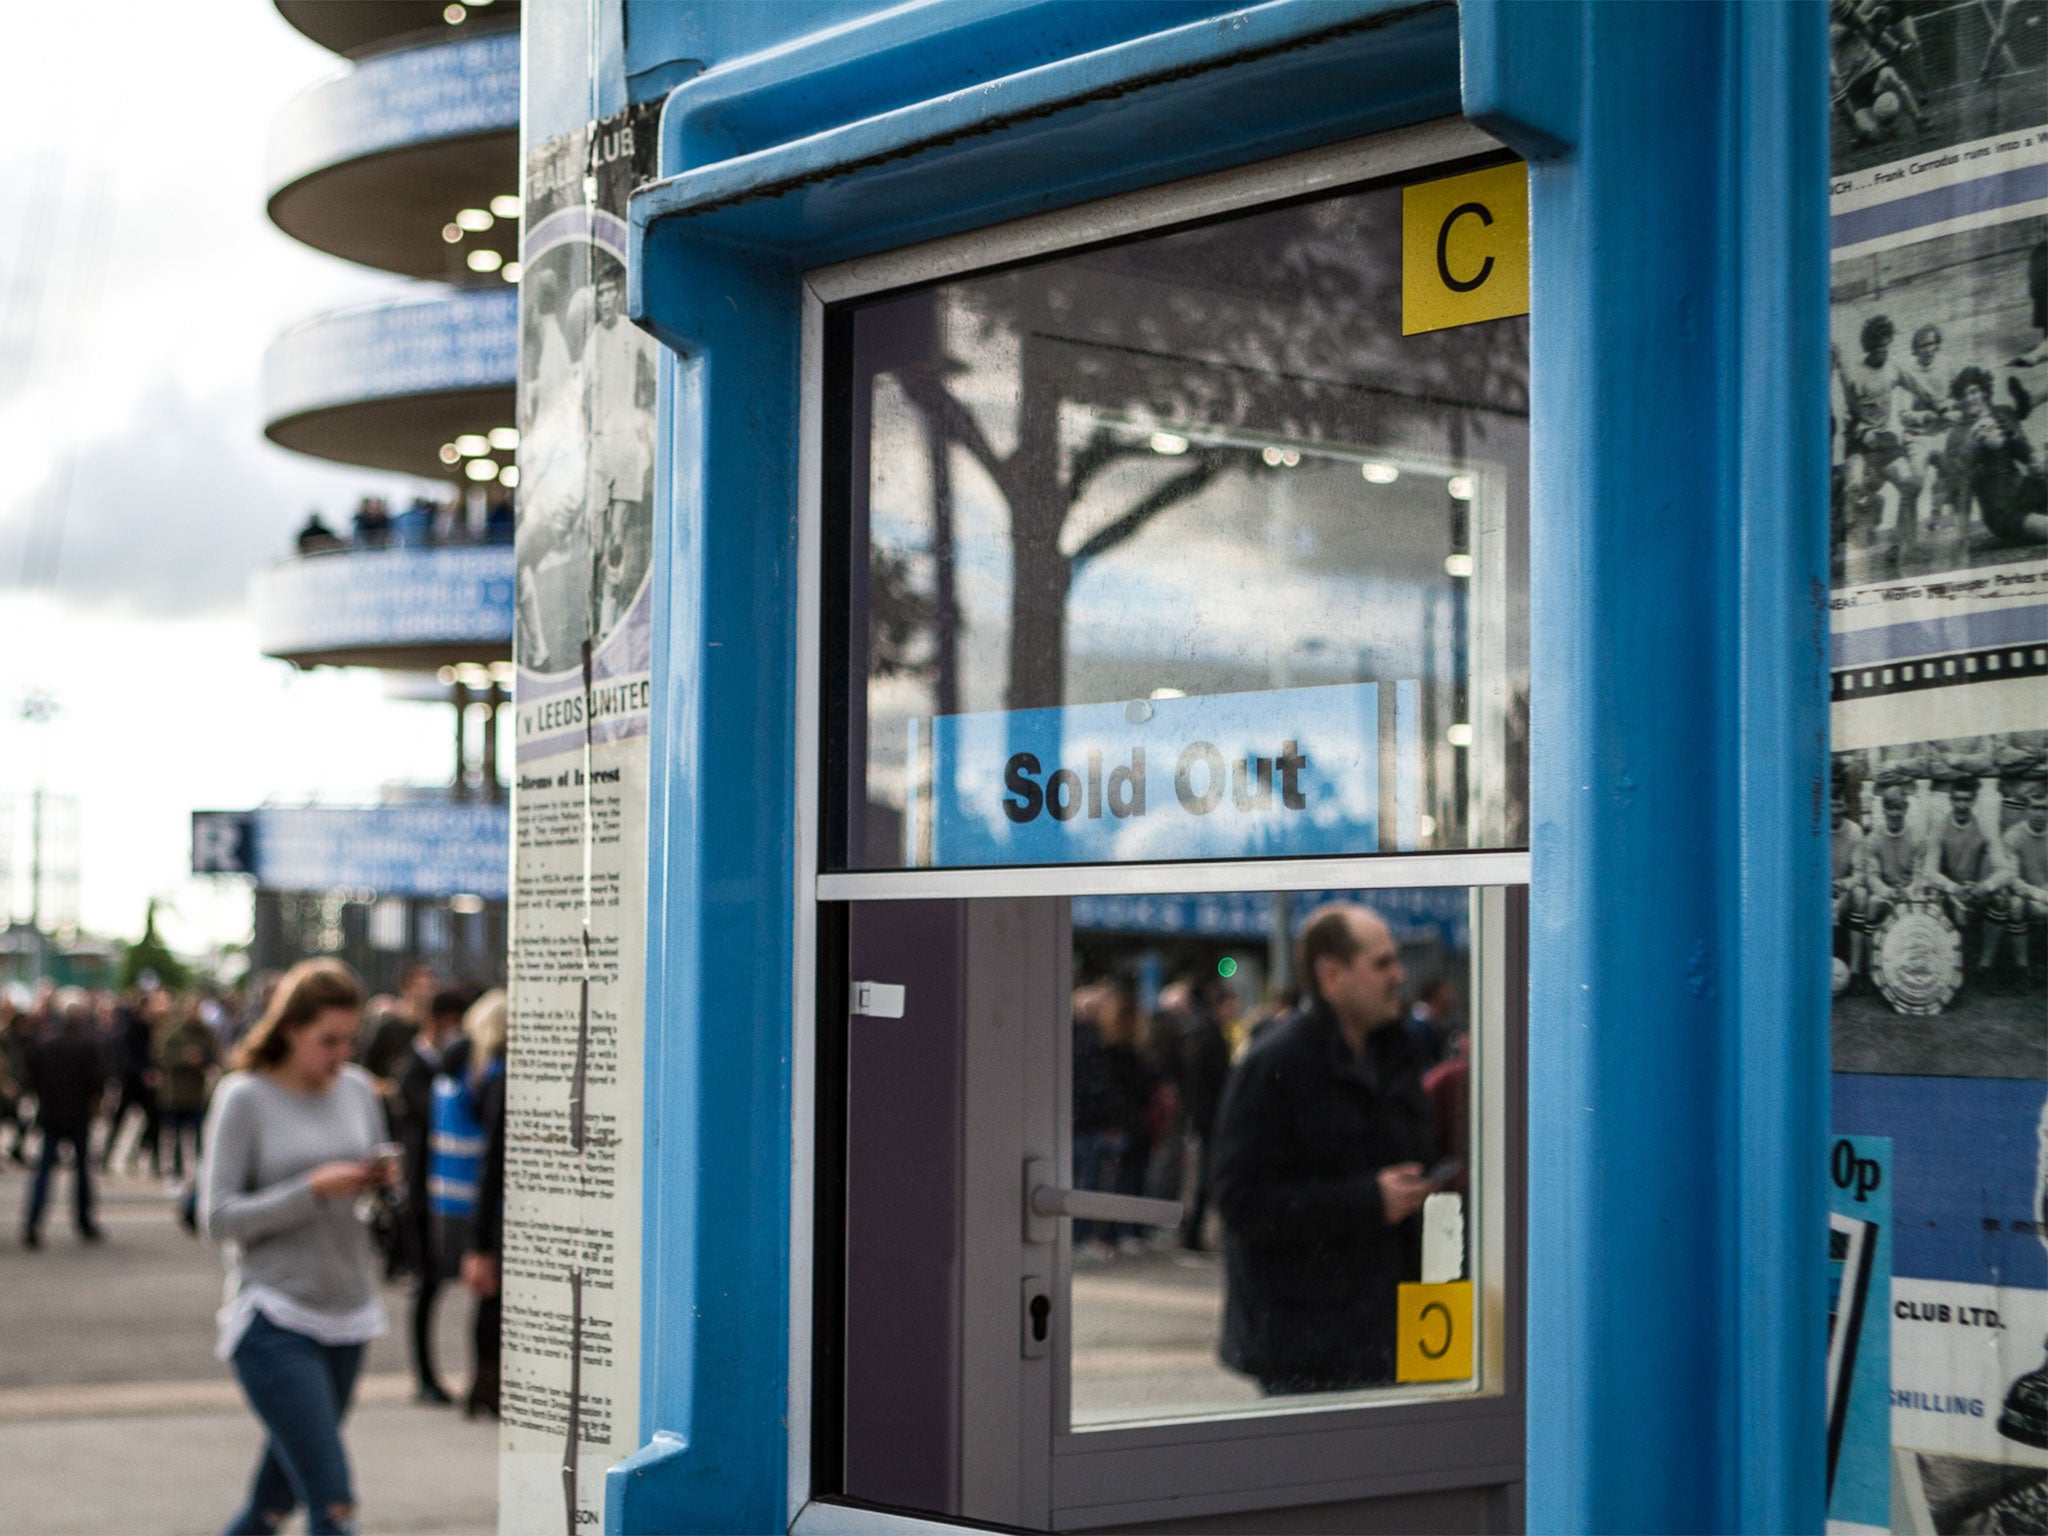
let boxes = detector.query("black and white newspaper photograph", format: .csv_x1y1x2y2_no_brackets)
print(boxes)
1831,214,2048,585
1830,0,2048,178
1831,732,2048,1078
512,104,660,677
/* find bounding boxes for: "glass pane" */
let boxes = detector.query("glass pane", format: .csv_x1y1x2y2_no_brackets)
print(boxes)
1066,886,1484,1428
828,173,1529,871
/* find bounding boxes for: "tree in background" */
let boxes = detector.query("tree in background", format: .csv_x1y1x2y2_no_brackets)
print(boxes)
118,899,191,992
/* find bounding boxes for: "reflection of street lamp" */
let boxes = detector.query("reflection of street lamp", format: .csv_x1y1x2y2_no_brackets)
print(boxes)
16,691,59,983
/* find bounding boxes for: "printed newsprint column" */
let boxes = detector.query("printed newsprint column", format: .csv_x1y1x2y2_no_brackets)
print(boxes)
501,101,661,1535
1825,8,2047,1533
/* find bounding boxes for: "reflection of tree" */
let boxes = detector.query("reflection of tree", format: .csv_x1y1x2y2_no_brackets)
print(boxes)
873,199,1528,710
868,545,937,680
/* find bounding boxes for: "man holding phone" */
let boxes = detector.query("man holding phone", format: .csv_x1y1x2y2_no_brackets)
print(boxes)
1211,902,1441,1394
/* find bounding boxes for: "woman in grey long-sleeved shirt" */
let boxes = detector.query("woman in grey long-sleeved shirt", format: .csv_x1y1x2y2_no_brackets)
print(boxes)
200,958,398,1536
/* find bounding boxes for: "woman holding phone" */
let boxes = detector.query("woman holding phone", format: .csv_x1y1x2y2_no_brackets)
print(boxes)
199,958,396,1536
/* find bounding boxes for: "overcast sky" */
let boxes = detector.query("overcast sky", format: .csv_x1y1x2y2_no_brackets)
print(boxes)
0,5,466,959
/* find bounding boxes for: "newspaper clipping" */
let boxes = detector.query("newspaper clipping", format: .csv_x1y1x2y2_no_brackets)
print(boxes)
501,100,662,1533
1826,4,2048,1531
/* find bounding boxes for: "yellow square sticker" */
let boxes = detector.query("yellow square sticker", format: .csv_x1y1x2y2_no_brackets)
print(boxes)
1396,1281,1473,1383
1402,164,1529,336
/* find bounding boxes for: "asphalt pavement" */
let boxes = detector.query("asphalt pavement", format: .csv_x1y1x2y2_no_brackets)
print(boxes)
0,1151,499,1535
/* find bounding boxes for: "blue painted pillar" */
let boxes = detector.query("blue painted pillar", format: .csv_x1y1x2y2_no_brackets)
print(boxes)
1464,3,1831,1530
609,238,803,1534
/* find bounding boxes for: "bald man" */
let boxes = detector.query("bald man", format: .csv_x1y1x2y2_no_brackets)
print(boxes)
1210,902,1439,1393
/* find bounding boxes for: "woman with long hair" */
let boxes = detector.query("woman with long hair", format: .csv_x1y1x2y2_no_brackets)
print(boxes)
199,958,396,1536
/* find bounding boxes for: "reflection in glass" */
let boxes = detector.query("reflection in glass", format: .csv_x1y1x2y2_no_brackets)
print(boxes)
830,175,1529,871
1067,886,1478,1428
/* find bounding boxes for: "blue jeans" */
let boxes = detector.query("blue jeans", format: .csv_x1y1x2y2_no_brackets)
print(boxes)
1072,1130,1126,1246
226,1312,364,1535
23,1127,94,1236
161,1106,205,1179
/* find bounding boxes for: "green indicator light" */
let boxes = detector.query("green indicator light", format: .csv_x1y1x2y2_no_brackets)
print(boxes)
1217,957,1238,979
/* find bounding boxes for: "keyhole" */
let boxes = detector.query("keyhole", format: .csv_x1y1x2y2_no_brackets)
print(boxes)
1029,1293,1051,1343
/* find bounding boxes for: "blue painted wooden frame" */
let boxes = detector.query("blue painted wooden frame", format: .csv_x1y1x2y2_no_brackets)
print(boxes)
1468,4,1831,1530
619,1,1830,1530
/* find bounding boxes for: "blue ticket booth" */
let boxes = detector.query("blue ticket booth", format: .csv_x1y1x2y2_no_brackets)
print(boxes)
510,2,1840,1532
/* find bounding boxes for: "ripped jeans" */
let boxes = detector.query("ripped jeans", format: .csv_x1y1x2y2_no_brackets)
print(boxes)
225,1312,364,1535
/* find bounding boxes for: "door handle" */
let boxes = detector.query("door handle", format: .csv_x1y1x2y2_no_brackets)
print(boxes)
1023,1158,1181,1243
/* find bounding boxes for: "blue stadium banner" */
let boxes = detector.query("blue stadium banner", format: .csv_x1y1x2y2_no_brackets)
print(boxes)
193,805,508,900
253,544,514,657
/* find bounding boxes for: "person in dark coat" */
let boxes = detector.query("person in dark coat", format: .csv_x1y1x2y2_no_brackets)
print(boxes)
1070,982,1151,1253
0,1001,31,1164
392,989,471,1403
1175,977,1236,1251
1210,903,1437,1393
157,1001,219,1181
99,993,162,1176
21,990,110,1247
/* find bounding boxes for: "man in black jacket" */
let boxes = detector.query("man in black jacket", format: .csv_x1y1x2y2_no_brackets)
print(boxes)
22,991,110,1247
1211,903,1437,1393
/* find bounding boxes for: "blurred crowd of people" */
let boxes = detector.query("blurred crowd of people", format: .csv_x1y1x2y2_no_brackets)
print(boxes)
294,494,515,557
0,959,508,1419
1,980,235,1231
1067,950,1469,1264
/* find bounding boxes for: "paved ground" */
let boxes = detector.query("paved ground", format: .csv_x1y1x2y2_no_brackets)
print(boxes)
0,1143,1306,1530
1071,1245,1262,1426
0,1154,499,1534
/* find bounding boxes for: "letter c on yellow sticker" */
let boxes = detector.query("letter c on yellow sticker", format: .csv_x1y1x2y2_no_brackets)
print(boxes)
1436,204,1494,294
1418,1301,1453,1358
1403,164,1528,336
1397,1281,1473,1382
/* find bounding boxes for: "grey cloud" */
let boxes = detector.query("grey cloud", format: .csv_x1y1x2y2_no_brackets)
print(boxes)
2,381,419,616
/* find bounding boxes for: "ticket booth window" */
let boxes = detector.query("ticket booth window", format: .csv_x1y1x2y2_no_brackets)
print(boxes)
805,127,1529,1533
823,166,1530,876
